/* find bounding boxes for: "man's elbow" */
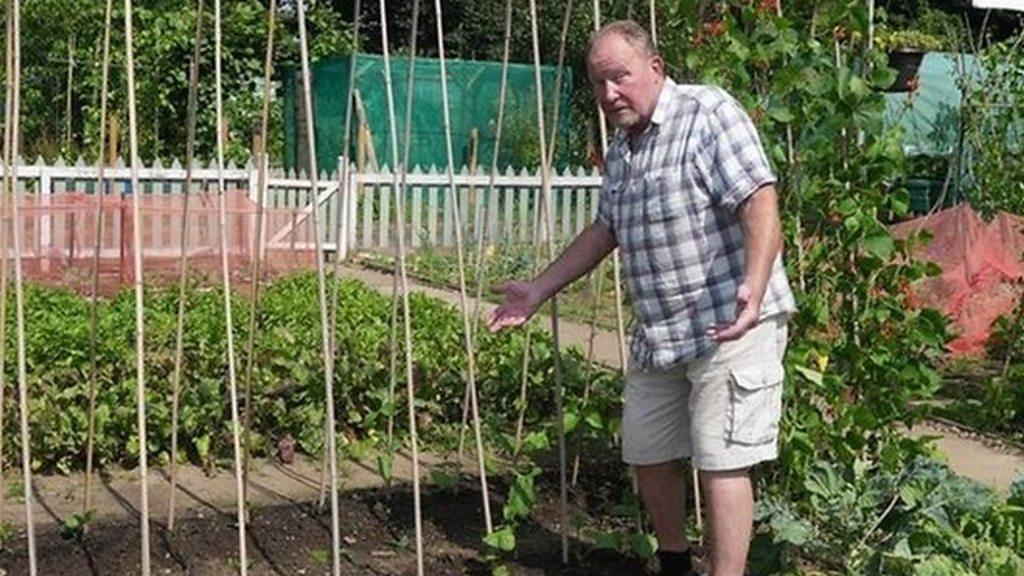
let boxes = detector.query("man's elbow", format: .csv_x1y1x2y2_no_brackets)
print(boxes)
591,221,618,253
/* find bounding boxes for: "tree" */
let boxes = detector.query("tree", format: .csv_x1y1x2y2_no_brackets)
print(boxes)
4,0,354,163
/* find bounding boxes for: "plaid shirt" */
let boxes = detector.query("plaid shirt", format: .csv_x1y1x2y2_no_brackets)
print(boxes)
597,79,797,370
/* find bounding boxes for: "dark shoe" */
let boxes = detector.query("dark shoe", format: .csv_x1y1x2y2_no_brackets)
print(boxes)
657,549,696,576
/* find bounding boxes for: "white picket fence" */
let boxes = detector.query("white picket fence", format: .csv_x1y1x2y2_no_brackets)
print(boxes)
3,156,603,260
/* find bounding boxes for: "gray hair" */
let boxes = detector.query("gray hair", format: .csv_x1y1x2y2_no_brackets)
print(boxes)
587,20,658,59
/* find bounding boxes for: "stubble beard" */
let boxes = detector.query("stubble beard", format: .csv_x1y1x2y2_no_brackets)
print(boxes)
608,109,641,131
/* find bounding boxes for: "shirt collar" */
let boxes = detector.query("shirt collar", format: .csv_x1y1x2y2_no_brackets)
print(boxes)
649,77,676,127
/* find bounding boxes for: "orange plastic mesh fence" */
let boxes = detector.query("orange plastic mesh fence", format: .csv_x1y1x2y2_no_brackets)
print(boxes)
2,190,318,296
892,204,1024,355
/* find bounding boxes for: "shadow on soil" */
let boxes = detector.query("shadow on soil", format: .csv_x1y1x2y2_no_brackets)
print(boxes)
0,473,651,576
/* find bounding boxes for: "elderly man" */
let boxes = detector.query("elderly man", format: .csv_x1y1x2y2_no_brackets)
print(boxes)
488,19,796,576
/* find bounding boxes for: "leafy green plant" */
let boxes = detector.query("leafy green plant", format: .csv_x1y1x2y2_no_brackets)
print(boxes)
937,297,1024,442
60,510,94,540
753,458,1024,575
875,28,946,52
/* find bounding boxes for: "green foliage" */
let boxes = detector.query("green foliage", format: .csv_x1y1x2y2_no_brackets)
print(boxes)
661,0,949,489
874,29,946,52
874,5,967,52
10,0,354,163
962,30,1024,217
753,459,1024,575
0,273,621,473
60,510,94,540
939,298,1024,443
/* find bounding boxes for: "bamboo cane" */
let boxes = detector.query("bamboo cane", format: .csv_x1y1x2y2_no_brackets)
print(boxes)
571,265,604,487
527,0,570,562
295,2,343,574
430,0,494,536
84,0,113,527
461,0,513,462
240,0,277,525
212,0,250,571
649,0,658,46
83,0,114,520
510,0,575,461
589,0,638,534
166,0,205,533
122,0,154,571
377,0,426,570
385,0,412,464
326,0,360,476
7,0,38,571
0,0,14,529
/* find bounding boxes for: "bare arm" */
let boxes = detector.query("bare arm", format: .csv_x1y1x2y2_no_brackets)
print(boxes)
709,184,782,342
488,221,617,331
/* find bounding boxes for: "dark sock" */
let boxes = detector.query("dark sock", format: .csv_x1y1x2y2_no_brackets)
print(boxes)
657,549,693,576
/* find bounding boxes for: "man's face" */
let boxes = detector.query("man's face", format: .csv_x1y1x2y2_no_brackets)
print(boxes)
586,33,664,135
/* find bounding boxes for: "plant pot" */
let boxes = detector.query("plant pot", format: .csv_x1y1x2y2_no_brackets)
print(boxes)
887,50,926,92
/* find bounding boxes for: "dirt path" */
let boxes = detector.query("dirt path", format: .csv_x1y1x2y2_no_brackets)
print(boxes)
335,264,627,371
910,422,1024,494
338,264,1024,495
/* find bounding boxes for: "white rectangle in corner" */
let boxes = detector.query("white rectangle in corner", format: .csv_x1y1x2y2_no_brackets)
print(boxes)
971,0,1024,12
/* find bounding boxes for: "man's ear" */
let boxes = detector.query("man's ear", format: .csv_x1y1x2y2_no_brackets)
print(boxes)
651,55,665,76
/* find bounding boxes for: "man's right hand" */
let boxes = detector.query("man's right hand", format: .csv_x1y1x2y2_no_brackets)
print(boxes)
487,281,542,331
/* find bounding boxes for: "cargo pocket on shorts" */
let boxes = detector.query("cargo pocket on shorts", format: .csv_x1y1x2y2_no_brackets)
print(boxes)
727,362,784,445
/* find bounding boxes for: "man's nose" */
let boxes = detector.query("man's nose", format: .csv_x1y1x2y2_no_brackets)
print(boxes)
598,80,618,103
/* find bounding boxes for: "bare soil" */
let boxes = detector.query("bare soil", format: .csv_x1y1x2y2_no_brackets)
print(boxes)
0,486,648,575
0,452,652,575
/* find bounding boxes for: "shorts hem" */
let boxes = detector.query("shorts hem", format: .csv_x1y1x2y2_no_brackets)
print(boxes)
622,446,692,467
693,444,777,471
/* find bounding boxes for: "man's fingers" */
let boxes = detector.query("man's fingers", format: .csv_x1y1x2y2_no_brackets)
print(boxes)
487,309,525,332
708,311,758,342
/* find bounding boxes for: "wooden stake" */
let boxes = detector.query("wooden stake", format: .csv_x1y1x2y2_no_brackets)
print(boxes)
167,0,205,534
0,0,14,528
84,0,114,525
122,0,153,571
462,0,513,461
295,2,343,574
213,0,250,570
527,0,569,562
376,0,427,570
431,0,493,537
385,0,413,466
7,0,39,570
241,0,278,525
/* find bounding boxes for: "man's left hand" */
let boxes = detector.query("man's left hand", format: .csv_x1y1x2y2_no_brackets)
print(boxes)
708,282,762,342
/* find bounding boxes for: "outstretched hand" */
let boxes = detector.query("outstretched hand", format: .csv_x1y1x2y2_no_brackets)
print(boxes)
708,282,762,342
487,281,542,331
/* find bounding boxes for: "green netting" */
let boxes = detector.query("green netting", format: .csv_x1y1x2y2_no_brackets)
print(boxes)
883,52,980,158
283,53,573,174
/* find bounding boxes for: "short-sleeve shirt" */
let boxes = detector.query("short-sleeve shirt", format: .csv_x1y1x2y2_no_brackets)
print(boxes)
596,79,796,370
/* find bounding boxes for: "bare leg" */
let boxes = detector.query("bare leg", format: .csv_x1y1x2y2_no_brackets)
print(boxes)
700,468,753,576
635,461,689,552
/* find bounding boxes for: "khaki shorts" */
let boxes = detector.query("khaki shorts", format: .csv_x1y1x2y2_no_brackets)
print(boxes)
622,315,788,471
